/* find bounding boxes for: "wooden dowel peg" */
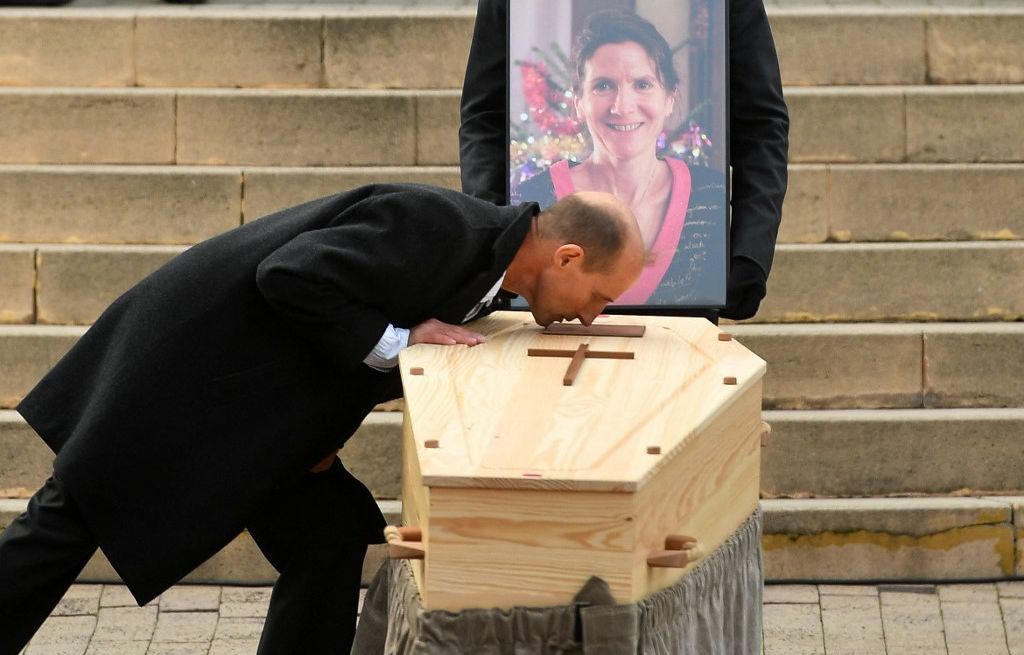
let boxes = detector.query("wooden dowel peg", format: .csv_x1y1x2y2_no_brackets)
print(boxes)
647,549,690,568
384,525,426,560
723,376,737,385
648,534,706,568
664,534,697,550
424,439,439,449
646,446,661,455
395,526,422,542
718,333,733,341
562,344,589,386
410,367,424,375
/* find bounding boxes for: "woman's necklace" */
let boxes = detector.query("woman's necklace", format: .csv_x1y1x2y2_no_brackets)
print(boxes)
611,160,661,209
619,162,667,249
576,160,668,246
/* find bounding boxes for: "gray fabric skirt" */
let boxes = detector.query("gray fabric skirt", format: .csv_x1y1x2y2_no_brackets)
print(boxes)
352,506,762,654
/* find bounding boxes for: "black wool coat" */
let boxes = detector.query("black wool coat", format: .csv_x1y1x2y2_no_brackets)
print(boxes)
18,183,536,604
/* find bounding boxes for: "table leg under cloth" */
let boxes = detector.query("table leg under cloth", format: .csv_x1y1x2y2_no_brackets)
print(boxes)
352,506,763,654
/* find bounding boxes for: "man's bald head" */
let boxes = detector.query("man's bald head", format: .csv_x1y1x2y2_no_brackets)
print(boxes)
503,191,646,327
536,191,644,273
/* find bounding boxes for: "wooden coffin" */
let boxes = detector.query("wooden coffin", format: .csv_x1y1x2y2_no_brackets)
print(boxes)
393,312,766,612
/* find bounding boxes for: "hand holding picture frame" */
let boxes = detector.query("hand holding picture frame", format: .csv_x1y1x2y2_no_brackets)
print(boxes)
508,0,728,311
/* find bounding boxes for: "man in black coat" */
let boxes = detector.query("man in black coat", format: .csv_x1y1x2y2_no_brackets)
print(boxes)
0,184,644,655
459,0,790,322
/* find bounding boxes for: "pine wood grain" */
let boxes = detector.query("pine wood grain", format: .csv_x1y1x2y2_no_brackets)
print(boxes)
400,313,763,491
426,486,635,610
400,408,428,597
632,381,763,598
397,313,766,611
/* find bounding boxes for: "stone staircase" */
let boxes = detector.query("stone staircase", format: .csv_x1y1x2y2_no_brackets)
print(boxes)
753,5,1024,582
0,4,1022,586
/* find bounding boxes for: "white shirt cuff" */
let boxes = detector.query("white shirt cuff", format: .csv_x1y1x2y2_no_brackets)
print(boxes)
363,324,410,372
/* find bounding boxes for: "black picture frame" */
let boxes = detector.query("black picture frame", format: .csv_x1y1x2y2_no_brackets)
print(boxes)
506,0,730,314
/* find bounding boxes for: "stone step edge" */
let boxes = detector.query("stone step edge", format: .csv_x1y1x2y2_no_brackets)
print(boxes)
0,497,400,588
0,6,478,18
768,6,1024,16
0,164,461,174
5,408,1023,500
762,407,1024,421
5,321,1024,338
9,406,1024,425
0,496,1019,586
764,496,1023,582
7,240,1024,253
4,163,1024,172
0,87,461,97
762,496,1021,535
2,6,1020,18
4,85,1024,98
5,403,1024,437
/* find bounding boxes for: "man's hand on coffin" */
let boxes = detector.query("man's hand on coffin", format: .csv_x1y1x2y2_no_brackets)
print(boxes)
409,318,487,347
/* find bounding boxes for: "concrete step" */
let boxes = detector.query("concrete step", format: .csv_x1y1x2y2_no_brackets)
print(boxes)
730,322,1024,410
786,85,1024,164
0,409,403,499
4,240,1024,325
769,8,1024,86
785,164,1024,244
0,88,459,166
0,165,461,245
0,8,475,90
754,241,1024,322
0,496,403,588
7,407,1024,502
762,408,1024,497
763,496,1023,582
0,163,1020,246
1,8,1021,89
3,85,1024,166
4,322,1023,411
1,495,1017,585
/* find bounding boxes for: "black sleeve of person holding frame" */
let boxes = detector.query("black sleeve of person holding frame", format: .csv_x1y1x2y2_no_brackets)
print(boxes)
458,0,789,321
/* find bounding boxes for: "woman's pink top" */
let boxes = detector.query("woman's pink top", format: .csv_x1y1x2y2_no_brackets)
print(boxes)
549,158,692,305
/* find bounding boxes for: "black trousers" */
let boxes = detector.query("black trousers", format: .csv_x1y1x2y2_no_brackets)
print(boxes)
0,475,95,654
0,461,372,655
247,458,374,654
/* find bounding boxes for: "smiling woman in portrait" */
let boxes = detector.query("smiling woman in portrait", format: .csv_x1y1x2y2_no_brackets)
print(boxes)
515,9,726,307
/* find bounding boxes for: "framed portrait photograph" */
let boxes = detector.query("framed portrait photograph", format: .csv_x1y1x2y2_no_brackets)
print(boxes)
508,0,728,311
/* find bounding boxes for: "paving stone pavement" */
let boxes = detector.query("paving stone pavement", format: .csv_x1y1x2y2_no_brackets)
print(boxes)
762,582,1024,655
19,581,1024,654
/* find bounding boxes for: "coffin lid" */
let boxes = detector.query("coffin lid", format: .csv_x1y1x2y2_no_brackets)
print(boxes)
398,312,765,493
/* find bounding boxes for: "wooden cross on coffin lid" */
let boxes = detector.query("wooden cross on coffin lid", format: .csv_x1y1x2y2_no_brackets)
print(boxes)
528,322,645,386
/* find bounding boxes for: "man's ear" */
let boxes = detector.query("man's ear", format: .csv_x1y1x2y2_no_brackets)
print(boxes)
553,244,584,269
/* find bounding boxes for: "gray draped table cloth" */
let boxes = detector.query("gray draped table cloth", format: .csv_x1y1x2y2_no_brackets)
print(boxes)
352,506,763,654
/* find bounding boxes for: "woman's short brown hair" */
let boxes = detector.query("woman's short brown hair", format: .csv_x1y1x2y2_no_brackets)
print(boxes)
572,9,680,94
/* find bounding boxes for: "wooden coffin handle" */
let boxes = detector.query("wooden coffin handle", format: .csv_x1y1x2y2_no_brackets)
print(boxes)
647,534,706,568
384,525,425,560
